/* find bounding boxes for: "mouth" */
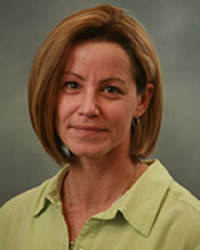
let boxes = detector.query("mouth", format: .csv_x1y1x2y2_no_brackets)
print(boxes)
70,125,107,135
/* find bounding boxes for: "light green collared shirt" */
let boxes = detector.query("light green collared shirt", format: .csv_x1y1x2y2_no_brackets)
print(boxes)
1,159,200,250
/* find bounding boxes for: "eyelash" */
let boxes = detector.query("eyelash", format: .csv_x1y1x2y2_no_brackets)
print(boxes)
102,85,122,94
62,82,122,96
63,81,79,89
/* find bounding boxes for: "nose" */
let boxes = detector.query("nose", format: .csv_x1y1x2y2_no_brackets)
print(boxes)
78,91,100,117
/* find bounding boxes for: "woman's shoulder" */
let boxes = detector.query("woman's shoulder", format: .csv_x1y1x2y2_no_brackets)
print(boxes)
0,164,69,215
0,178,50,220
152,159,200,230
0,165,69,250
169,179,200,212
165,181,200,247
0,179,49,249
151,159,200,211
143,159,200,248
166,176,200,235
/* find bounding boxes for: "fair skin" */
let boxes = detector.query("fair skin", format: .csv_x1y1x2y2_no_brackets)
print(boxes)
56,41,153,241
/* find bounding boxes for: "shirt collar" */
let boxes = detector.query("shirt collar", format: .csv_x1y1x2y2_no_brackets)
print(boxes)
33,164,70,217
32,159,172,238
120,159,173,237
94,159,173,237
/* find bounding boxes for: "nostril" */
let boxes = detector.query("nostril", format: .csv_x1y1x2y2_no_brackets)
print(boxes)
78,93,100,117
78,102,100,117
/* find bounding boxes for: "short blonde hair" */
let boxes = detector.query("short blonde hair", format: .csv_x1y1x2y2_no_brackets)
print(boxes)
28,4,163,165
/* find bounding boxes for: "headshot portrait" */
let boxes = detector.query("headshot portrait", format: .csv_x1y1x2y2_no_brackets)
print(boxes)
0,1,200,249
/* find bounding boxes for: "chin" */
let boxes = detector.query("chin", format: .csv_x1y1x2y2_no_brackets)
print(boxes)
70,145,109,159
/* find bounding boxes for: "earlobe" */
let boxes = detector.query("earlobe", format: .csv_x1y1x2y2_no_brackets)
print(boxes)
132,117,140,127
134,83,154,118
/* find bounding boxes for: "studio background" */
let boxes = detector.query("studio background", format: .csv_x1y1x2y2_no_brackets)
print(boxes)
0,0,200,206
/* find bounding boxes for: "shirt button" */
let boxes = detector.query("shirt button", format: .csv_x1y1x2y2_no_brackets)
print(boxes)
79,248,84,250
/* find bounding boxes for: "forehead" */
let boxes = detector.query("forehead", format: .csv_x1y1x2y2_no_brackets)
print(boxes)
64,41,134,74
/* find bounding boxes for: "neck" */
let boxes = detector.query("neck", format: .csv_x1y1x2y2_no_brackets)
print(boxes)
64,151,140,208
61,152,148,242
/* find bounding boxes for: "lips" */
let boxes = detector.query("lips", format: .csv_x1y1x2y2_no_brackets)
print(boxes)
70,124,107,135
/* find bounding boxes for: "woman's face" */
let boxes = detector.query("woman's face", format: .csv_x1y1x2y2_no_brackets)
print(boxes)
56,41,146,160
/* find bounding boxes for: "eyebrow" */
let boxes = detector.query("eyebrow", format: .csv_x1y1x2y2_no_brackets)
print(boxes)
101,77,125,85
63,71,125,84
62,71,84,80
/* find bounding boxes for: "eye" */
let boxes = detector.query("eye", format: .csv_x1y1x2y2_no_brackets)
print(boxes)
62,81,81,94
63,81,79,89
102,86,122,94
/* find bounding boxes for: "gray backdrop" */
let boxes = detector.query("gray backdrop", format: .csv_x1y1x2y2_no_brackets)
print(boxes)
1,0,200,206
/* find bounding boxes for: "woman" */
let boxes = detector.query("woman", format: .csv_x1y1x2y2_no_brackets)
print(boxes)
1,4,200,250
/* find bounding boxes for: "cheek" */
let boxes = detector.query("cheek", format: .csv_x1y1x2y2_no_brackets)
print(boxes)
106,105,133,131
56,94,76,121
106,101,137,138
55,95,64,128
55,94,71,135
107,99,136,122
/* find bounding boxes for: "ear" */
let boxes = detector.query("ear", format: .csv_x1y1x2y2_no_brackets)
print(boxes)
134,83,154,118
